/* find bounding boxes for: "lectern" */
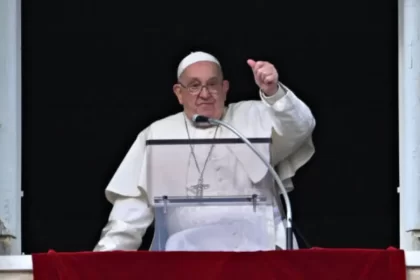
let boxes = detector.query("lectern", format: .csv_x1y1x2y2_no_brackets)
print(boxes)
143,136,284,251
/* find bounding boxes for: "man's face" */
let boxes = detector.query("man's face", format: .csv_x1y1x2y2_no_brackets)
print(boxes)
173,61,229,121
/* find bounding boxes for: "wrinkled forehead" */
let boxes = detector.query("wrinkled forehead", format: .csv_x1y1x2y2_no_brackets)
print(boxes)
180,61,223,82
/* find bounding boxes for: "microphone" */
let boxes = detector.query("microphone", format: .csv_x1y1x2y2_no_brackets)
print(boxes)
192,114,294,250
192,115,209,123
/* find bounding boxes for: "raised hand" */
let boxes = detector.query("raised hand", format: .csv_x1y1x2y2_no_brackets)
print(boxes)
247,59,279,96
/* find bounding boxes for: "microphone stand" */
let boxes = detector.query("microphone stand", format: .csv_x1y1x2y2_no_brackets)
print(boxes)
193,115,293,250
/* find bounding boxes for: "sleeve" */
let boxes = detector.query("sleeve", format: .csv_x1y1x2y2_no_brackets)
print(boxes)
93,196,154,251
93,127,155,251
260,82,316,191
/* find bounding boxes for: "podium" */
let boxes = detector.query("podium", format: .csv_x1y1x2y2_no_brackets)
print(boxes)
142,135,286,251
150,194,277,251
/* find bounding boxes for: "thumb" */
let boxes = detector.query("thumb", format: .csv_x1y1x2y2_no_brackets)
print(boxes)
247,59,256,69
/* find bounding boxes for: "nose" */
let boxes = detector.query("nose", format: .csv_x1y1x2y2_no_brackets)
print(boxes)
199,86,211,98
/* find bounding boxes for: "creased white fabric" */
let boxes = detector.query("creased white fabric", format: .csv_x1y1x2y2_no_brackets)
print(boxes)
94,196,153,251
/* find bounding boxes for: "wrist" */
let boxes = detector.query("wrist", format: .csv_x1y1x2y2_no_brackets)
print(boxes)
262,84,279,96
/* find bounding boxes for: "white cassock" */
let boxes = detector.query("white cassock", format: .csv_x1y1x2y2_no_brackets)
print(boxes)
93,83,315,252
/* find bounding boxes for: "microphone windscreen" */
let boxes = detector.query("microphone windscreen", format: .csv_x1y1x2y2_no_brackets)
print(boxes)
192,114,209,123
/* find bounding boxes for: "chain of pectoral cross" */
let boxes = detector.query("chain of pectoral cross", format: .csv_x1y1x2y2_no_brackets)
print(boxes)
184,115,220,197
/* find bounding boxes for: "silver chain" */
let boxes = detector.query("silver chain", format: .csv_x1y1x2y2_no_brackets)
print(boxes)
184,115,219,194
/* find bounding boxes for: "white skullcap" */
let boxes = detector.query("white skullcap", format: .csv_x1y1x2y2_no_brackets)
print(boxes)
177,51,220,78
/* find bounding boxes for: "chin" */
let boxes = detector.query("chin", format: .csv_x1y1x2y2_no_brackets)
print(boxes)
197,110,220,119
197,107,214,116
194,104,223,120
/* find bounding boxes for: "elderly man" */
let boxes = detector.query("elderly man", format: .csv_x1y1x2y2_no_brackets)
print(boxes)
93,51,315,251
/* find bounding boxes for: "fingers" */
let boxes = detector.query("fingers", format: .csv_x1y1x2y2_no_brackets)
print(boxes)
248,60,265,72
249,59,266,76
255,64,275,83
262,74,276,84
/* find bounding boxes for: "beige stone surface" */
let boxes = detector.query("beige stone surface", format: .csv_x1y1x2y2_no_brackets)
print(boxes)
0,272,32,280
408,269,420,280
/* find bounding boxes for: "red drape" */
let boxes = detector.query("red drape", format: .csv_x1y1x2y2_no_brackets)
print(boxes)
32,247,406,280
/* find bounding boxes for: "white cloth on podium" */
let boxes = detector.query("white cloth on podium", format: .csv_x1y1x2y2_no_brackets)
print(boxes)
166,221,270,252
164,204,277,251
94,84,315,251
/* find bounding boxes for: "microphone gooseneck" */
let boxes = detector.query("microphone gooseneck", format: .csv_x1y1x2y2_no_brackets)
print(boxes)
192,114,293,250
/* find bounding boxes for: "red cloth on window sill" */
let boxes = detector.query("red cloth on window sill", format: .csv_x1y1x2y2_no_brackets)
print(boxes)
32,247,406,280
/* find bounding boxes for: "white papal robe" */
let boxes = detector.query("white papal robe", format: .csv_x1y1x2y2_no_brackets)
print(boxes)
93,83,316,251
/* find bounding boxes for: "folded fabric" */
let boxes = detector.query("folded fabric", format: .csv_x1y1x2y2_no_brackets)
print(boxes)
165,220,274,251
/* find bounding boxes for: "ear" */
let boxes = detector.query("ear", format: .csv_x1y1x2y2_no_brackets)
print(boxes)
173,84,183,105
222,80,230,95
